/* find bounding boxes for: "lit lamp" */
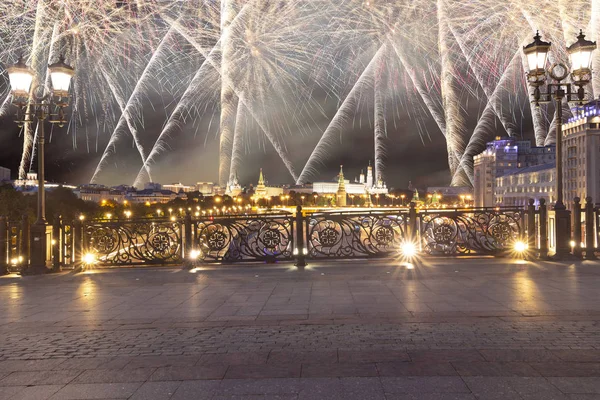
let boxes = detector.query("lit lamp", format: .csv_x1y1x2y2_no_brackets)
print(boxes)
7,55,74,274
6,56,34,98
523,31,551,89
568,30,597,90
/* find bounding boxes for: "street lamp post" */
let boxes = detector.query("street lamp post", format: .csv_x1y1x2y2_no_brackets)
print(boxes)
523,30,596,258
7,55,74,274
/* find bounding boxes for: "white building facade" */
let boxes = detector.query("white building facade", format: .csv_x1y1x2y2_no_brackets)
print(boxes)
473,137,555,207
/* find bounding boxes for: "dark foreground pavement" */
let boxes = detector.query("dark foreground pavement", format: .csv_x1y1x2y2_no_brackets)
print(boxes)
0,258,599,399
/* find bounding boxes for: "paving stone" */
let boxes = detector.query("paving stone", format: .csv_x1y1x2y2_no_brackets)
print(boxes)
550,350,600,363
338,350,409,364
218,378,300,395
170,380,221,400
150,365,228,381
549,377,600,394
452,362,541,377
201,352,269,366
73,367,155,383
382,394,477,400
125,355,200,369
268,351,338,365
463,377,522,400
298,377,385,400
54,357,120,370
380,376,470,393
0,386,26,400
0,360,64,372
48,382,142,399
301,363,378,378
530,363,600,377
0,370,81,386
479,349,561,362
130,381,182,400
407,350,485,363
10,385,63,400
377,362,458,377
225,364,301,379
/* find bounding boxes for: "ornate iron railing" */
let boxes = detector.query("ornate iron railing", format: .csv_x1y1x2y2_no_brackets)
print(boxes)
193,213,294,262
305,210,409,259
418,207,526,255
83,219,182,265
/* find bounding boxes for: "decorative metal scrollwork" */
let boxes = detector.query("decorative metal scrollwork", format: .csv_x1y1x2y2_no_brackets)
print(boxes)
419,208,524,255
306,211,408,258
84,220,182,265
194,214,294,262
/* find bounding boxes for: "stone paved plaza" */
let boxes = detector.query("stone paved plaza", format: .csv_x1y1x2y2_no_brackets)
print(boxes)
0,258,600,399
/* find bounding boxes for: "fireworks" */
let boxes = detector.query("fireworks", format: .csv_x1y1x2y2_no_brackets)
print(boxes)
0,0,597,187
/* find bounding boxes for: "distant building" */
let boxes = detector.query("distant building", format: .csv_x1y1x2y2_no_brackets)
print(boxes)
495,163,556,207
336,165,347,207
195,182,217,196
0,167,10,182
77,185,126,203
163,183,195,193
126,189,180,204
253,169,284,198
473,137,555,207
563,99,600,204
295,162,389,200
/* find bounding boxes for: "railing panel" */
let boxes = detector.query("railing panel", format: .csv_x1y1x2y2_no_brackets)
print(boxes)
194,214,294,262
419,208,525,255
84,220,182,265
306,211,409,259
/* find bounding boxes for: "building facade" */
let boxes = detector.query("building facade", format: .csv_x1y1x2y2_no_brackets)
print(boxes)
473,137,555,207
77,185,126,203
495,163,555,207
162,183,195,193
563,100,600,204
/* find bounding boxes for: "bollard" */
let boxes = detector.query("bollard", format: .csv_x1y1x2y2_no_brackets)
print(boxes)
295,205,306,268
409,202,417,240
527,199,536,257
52,215,62,272
539,199,549,259
21,215,30,270
585,196,597,260
0,216,7,275
572,197,582,258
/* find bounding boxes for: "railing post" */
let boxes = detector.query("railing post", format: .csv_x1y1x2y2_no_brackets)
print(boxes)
21,215,30,271
73,218,83,265
572,197,582,258
585,196,597,260
539,199,548,258
527,199,536,257
0,216,7,275
409,202,417,240
184,211,192,260
295,205,306,268
52,215,62,272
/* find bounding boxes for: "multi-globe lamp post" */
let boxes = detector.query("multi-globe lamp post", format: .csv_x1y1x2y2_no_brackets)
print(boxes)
6,55,75,274
523,30,596,257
